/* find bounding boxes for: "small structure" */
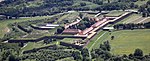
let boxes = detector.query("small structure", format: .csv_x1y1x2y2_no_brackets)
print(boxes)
46,24,60,27
31,24,60,30
103,27,114,31
0,15,7,20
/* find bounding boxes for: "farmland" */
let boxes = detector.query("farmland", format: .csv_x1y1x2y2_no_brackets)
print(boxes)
109,29,150,55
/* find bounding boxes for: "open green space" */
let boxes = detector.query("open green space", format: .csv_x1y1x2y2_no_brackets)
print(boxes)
105,11,126,17
135,0,149,6
0,16,51,38
22,41,58,51
116,14,141,24
107,29,150,55
61,38,82,44
88,29,150,55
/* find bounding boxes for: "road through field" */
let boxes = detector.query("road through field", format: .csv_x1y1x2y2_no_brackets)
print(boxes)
89,32,107,50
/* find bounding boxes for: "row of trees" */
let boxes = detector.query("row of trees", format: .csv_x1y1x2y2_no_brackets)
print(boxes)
0,0,144,17
91,40,150,61
20,45,78,61
69,17,96,30
0,0,75,17
114,22,150,30
138,0,150,17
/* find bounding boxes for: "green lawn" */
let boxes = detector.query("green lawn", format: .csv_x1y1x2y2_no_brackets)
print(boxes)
108,29,150,55
105,11,126,17
87,29,150,55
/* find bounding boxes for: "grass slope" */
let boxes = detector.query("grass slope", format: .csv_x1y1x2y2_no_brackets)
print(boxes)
116,14,141,24
109,29,150,55
87,31,110,50
105,11,126,17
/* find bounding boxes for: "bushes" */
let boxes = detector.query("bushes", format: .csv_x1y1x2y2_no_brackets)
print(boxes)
21,45,77,61
69,17,96,30
114,22,150,30
2,26,26,41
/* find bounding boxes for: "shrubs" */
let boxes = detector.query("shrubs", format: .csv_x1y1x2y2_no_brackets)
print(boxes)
21,45,77,61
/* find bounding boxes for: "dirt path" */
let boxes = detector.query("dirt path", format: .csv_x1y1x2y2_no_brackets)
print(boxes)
89,32,107,50
3,27,10,33
137,17,150,23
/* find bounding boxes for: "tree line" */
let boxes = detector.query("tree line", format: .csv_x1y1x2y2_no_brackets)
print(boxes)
114,22,150,30
0,0,145,18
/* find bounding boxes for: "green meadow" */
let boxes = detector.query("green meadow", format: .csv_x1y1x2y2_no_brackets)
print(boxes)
109,29,150,55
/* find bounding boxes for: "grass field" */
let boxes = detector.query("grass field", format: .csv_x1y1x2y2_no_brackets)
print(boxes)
22,41,58,51
0,16,51,38
116,14,141,24
105,11,126,17
88,29,150,55
135,0,149,6
107,29,150,55
54,13,71,24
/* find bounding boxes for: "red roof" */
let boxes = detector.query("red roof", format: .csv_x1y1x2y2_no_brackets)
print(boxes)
63,29,81,34
82,27,94,35
92,18,107,27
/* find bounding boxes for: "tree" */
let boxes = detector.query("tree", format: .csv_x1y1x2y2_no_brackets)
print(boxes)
104,41,111,51
72,51,82,60
80,2,86,6
8,55,19,61
134,48,143,57
142,11,148,17
79,13,83,19
111,36,114,40
18,42,24,47
56,27,64,34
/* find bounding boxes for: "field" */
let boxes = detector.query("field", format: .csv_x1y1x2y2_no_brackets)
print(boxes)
0,16,51,38
105,11,126,17
88,29,150,55
116,14,141,24
135,0,149,6
22,41,59,51
108,29,150,55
